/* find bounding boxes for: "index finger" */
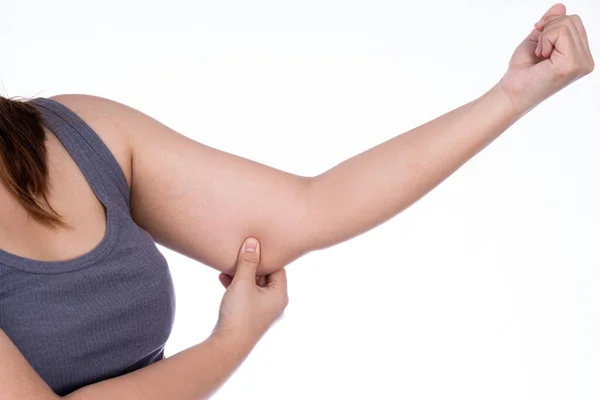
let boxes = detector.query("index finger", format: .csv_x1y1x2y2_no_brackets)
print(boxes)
530,4,567,43
535,4,567,29
540,14,590,53
266,267,288,293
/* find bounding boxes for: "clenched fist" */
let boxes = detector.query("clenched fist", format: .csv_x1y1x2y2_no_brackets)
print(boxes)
499,3,594,115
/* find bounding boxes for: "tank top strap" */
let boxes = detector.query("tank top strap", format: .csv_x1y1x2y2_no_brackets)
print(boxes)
27,97,131,214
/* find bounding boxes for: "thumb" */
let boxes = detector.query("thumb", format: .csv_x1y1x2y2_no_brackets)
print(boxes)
231,237,261,285
535,3,567,28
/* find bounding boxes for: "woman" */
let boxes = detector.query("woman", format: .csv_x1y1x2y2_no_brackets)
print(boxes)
0,3,594,399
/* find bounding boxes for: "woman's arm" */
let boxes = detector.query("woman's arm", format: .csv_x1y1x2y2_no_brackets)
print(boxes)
306,7,594,252
303,83,520,250
65,237,286,400
0,329,61,400
49,83,519,277
0,326,256,400
1,239,283,400
64,331,256,400
169,83,516,271
47,84,534,276
49,7,592,277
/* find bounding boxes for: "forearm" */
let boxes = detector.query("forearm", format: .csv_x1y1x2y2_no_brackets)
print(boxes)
64,331,257,400
305,83,524,249
0,329,61,400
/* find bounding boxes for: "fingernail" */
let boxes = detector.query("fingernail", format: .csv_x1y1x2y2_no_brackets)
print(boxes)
536,18,546,27
245,238,258,252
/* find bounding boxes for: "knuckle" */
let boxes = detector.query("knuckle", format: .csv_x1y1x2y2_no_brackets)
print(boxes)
558,25,571,36
564,15,575,25
566,18,578,32
547,15,565,25
571,14,582,24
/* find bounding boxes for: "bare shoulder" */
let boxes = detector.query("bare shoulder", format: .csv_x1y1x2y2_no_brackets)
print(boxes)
47,94,135,191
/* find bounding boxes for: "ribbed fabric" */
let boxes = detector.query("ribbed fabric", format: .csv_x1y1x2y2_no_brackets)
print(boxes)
0,98,176,396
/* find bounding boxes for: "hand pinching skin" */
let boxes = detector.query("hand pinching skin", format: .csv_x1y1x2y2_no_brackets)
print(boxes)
214,237,289,343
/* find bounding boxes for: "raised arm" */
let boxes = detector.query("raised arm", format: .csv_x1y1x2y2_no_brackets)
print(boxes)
130,84,518,276
305,6,593,254
305,83,519,250
55,5,592,277
61,83,521,277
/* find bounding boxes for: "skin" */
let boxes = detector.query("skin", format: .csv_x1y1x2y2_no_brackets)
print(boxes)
1,236,285,400
61,237,287,400
0,3,594,398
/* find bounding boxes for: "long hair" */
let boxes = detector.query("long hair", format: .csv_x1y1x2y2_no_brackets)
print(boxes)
0,95,71,230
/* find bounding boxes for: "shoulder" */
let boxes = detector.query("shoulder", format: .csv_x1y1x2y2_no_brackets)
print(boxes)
47,94,134,191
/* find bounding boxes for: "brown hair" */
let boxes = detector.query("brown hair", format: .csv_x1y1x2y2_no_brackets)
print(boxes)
0,95,71,230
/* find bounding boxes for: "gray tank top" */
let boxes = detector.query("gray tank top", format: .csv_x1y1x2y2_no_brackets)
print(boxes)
0,97,176,396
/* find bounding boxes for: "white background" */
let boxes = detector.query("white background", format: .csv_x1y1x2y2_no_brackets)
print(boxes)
2,1,599,399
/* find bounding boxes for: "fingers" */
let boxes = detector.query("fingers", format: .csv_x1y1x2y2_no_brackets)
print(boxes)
219,273,233,289
535,14,588,61
537,12,590,51
266,267,288,293
542,14,590,51
265,267,289,309
220,271,262,289
535,14,565,32
572,14,590,50
256,275,268,287
537,24,577,59
527,4,566,47
231,237,261,285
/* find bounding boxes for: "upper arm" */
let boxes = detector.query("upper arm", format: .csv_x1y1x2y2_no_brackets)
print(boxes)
0,329,60,399
52,94,314,275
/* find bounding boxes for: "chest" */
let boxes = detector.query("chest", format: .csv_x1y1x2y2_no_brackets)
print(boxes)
0,215,176,395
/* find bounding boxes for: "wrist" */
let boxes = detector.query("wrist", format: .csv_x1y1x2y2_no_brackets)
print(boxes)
491,81,523,117
482,81,528,124
209,325,262,354
495,76,540,118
